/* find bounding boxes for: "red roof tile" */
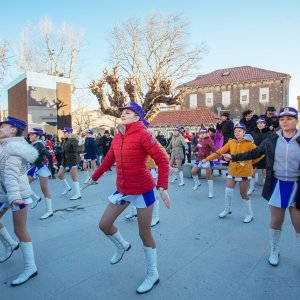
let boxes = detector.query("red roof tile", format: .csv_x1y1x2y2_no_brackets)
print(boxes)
150,108,217,127
178,66,290,88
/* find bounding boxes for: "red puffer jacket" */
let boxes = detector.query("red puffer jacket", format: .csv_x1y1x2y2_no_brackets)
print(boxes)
92,121,169,194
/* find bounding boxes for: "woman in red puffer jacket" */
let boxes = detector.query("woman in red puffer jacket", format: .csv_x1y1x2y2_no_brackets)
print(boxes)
90,102,170,295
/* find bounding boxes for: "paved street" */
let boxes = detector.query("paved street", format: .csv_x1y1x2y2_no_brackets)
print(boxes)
1,168,299,300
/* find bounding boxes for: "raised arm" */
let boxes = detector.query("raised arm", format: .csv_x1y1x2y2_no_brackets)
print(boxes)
204,142,230,162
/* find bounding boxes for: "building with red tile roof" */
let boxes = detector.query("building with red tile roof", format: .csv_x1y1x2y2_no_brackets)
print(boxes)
178,66,290,119
149,108,217,136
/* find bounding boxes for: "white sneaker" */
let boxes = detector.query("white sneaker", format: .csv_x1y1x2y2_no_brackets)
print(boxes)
84,177,90,184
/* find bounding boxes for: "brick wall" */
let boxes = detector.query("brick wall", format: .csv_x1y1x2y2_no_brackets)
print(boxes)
7,79,28,133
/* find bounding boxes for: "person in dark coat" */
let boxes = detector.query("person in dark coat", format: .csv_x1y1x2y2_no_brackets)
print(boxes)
240,110,257,134
100,130,113,170
224,107,300,267
95,133,103,165
247,117,271,195
52,134,62,168
101,130,113,158
216,112,234,145
82,129,99,183
156,131,167,148
261,106,279,132
57,127,81,200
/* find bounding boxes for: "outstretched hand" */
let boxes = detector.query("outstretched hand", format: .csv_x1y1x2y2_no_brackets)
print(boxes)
223,154,232,161
159,190,171,208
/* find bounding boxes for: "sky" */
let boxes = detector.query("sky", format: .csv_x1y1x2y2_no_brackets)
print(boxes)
1,0,299,109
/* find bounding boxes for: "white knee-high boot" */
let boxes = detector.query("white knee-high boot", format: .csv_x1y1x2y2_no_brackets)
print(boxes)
84,170,90,184
243,199,253,223
192,175,201,191
11,242,38,286
170,171,178,183
40,198,54,220
125,205,137,219
70,181,81,200
106,230,131,264
208,180,214,198
178,171,184,186
151,200,160,227
61,178,71,195
136,247,159,294
269,228,281,266
0,227,19,263
219,187,233,218
30,187,42,209
247,177,255,195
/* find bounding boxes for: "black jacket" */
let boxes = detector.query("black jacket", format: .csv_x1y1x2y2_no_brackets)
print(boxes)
261,114,279,131
100,136,113,155
250,127,271,146
61,136,80,167
240,117,257,134
216,120,234,145
32,141,53,168
84,137,99,160
232,133,300,208
156,135,167,147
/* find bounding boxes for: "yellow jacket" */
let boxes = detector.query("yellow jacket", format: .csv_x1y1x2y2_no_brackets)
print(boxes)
205,138,263,177
146,143,168,169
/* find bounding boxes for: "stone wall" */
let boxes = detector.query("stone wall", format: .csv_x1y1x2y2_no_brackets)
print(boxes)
182,78,289,119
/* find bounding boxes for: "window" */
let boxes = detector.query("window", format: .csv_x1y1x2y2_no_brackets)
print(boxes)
189,94,197,108
222,91,231,107
259,87,269,103
205,92,213,107
240,89,249,104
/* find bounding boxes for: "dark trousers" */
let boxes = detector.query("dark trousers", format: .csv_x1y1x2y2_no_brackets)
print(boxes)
187,142,192,163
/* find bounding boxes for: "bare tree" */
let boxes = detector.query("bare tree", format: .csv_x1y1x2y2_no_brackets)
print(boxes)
0,39,11,82
17,17,84,84
90,13,206,121
72,107,93,133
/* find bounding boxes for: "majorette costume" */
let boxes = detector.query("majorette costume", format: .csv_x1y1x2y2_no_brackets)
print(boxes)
0,116,39,286
91,102,169,294
205,123,262,223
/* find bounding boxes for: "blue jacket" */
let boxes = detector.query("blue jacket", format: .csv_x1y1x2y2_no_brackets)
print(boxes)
84,137,99,160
